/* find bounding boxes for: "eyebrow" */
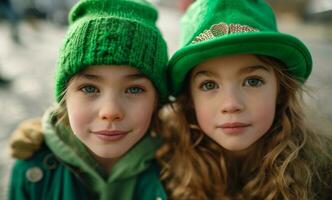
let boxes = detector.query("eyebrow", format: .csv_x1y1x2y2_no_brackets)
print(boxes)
192,64,270,80
77,72,148,81
125,73,149,80
192,71,216,81
238,65,270,74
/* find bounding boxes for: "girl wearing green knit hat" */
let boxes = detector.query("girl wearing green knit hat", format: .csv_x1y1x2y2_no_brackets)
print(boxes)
8,0,168,199
158,0,332,199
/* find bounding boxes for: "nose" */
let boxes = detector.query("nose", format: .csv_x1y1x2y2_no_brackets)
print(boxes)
220,87,244,114
98,96,124,121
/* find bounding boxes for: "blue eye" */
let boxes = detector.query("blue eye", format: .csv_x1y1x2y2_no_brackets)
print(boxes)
244,77,264,87
80,85,99,94
200,81,218,91
126,87,144,94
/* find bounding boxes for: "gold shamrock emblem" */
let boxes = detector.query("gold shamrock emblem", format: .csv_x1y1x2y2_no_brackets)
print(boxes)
192,22,259,44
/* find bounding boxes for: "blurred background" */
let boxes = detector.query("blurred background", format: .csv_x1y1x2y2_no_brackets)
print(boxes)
0,0,331,198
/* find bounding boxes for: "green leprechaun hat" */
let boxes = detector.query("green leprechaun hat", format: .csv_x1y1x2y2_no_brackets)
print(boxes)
168,0,312,96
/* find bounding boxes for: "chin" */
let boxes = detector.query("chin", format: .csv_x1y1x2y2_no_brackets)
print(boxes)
223,144,256,157
93,148,127,159
103,152,125,159
220,142,250,152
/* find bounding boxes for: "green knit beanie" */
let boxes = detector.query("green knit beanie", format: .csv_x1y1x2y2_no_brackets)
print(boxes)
55,0,168,102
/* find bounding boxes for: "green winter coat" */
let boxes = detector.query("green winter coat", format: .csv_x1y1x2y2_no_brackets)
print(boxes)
9,109,167,200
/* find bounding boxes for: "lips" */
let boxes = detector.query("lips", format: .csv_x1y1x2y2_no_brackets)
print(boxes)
91,130,130,141
218,122,251,128
217,122,251,135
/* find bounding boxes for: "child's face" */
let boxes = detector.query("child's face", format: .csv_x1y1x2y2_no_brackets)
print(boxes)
190,54,278,153
65,65,157,159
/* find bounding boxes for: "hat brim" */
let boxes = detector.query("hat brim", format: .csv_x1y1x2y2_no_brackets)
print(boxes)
169,32,312,95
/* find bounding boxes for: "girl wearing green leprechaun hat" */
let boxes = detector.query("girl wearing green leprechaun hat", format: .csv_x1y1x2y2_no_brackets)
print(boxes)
8,0,169,199
157,0,332,199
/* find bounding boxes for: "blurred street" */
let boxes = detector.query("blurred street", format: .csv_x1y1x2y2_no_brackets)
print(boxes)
0,1,332,198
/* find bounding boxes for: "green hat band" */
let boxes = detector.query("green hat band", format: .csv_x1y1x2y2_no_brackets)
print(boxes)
55,0,168,102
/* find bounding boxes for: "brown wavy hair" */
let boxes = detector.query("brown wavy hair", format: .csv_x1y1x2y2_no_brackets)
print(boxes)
157,56,332,200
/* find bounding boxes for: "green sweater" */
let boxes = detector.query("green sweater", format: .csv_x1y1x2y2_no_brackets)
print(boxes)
9,109,167,200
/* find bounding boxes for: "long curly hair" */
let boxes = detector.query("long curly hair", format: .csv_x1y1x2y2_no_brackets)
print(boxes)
157,56,332,200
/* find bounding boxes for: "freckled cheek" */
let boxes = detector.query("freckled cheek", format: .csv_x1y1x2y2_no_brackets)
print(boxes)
67,102,92,130
137,113,152,131
194,101,215,132
131,109,152,125
130,102,154,132
253,99,276,129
